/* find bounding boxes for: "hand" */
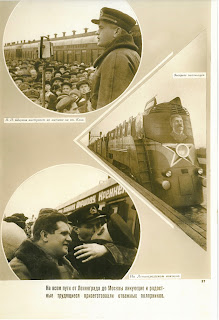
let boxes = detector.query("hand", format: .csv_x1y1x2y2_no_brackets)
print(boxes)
74,243,108,263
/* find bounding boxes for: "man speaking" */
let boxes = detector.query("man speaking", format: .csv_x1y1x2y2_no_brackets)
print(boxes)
91,7,141,109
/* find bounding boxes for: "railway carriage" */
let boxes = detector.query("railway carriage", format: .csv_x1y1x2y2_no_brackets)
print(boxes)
4,32,103,65
4,25,141,65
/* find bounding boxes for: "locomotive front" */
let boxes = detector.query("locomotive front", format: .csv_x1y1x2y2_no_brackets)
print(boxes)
140,97,204,207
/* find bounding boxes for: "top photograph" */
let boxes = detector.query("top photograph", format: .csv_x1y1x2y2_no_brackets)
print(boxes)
3,0,142,114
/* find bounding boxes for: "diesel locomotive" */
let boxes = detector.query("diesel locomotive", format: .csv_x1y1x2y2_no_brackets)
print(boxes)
89,97,204,208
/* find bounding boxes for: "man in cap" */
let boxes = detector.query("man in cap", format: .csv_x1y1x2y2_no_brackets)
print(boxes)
90,7,140,109
67,204,137,279
45,68,53,81
25,88,41,105
61,82,72,95
9,212,79,280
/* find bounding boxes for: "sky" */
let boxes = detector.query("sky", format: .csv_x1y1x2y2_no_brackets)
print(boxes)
86,31,207,149
4,0,137,43
3,164,109,219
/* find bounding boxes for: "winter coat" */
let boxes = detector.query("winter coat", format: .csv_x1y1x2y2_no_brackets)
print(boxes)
66,232,137,279
2,221,27,261
91,34,140,109
9,239,80,280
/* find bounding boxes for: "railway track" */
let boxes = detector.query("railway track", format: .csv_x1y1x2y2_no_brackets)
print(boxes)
93,152,207,251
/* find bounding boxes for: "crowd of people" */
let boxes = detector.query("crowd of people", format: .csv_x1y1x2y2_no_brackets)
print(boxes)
2,204,138,280
6,59,95,113
5,7,141,113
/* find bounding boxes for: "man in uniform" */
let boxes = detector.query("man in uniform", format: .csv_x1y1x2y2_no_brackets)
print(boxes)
67,204,137,279
90,7,140,109
9,212,79,280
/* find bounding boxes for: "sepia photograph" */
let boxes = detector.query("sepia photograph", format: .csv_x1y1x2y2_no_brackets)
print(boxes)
0,0,217,319
2,164,139,280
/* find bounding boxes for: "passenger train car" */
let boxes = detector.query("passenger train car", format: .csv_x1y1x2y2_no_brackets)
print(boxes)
56,177,140,246
4,25,141,65
89,97,204,208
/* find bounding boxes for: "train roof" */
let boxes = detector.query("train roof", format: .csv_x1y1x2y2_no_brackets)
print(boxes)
4,31,97,49
145,97,190,116
56,177,125,211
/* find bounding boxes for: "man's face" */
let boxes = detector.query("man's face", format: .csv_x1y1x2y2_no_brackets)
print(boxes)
30,69,37,79
75,220,103,242
59,68,65,74
171,116,184,135
45,72,52,81
96,21,116,48
45,84,51,92
79,84,90,95
46,221,72,258
62,85,71,94
56,89,62,96
38,65,43,73
15,79,23,86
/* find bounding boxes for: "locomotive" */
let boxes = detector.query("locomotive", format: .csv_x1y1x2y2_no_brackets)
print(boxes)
4,25,141,65
89,97,204,208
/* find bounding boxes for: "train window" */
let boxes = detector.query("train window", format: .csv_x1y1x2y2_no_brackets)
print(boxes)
131,119,136,138
122,121,127,136
67,51,72,64
64,51,68,63
127,120,132,136
57,50,63,62
119,124,123,137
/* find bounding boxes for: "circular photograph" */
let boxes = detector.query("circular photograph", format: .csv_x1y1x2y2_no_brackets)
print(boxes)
4,0,142,114
2,164,140,280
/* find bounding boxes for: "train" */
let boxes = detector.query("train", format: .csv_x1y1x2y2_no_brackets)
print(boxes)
56,177,140,246
89,97,205,208
4,26,141,65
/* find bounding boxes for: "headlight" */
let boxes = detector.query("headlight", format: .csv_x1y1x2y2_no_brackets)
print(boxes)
198,168,203,175
165,170,172,177
162,181,171,190
176,144,189,158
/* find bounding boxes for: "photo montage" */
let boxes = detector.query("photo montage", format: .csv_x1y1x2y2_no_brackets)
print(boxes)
1,0,212,305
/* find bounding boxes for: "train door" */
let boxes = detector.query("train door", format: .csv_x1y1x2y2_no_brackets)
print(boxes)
81,50,86,63
67,51,73,64
91,49,98,63
86,49,91,65
16,48,22,59
75,50,81,64
56,50,64,62
102,199,140,246
64,51,68,63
